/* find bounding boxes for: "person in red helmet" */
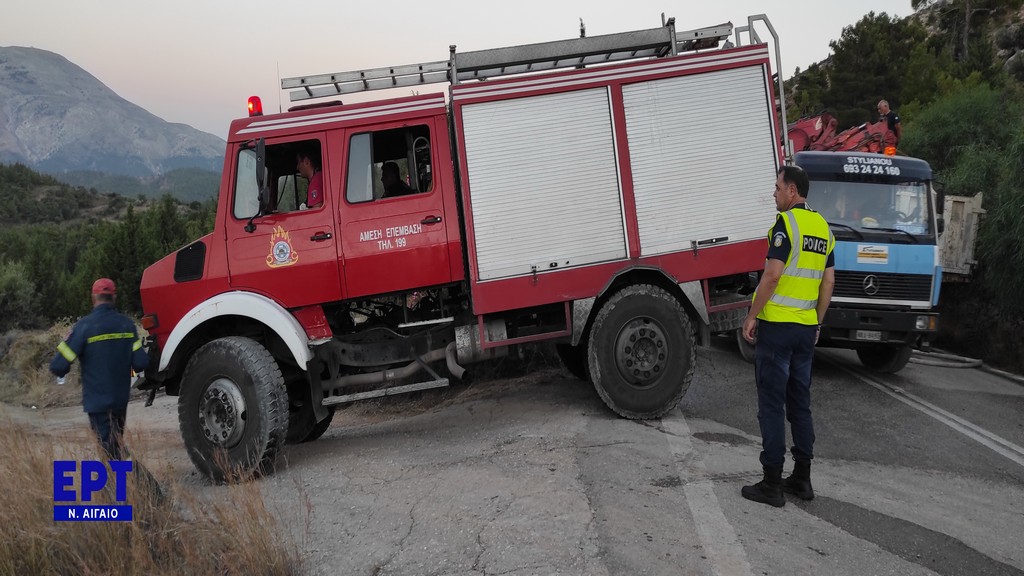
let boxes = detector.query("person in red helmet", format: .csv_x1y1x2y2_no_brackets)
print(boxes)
50,278,149,459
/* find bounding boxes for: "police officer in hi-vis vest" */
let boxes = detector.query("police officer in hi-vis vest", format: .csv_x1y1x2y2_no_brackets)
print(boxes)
741,165,835,507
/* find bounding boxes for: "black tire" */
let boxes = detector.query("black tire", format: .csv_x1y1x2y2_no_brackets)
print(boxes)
285,374,336,444
302,407,336,442
287,401,336,444
587,284,695,419
856,344,912,373
736,328,756,363
178,337,288,482
556,342,590,381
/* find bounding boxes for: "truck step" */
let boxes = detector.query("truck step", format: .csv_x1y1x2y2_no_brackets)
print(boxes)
398,316,454,329
322,379,450,406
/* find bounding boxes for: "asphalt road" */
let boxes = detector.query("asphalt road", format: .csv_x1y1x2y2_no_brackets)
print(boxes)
49,338,1024,576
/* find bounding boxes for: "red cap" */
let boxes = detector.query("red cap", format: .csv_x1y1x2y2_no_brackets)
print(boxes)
91,278,116,295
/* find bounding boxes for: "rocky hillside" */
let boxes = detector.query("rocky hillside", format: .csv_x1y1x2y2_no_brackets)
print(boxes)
0,46,224,177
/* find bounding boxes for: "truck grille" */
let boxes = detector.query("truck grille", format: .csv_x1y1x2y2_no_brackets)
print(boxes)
833,271,931,301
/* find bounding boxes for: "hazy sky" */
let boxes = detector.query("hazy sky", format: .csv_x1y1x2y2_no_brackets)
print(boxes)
1,0,914,140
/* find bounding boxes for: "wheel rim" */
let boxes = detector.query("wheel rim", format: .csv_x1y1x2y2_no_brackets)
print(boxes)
613,316,669,389
198,378,247,448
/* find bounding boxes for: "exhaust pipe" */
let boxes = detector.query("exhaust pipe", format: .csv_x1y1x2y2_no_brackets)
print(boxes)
445,342,468,382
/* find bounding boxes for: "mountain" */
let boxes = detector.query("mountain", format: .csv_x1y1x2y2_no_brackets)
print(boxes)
56,168,221,203
0,46,224,178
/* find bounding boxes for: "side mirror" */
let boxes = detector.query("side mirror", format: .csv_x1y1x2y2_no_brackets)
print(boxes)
931,179,945,236
932,180,945,216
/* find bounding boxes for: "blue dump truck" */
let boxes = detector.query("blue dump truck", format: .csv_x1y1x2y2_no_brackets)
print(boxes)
795,151,943,373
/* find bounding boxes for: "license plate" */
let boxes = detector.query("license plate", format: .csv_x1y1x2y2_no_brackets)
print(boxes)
855,330,882,341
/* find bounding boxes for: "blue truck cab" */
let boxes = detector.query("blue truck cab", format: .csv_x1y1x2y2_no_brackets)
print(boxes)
795,151,942,373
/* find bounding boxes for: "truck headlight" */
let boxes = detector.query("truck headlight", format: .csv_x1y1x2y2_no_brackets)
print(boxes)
916,316,937,330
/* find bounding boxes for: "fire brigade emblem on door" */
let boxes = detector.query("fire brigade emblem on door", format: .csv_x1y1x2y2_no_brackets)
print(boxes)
267,225,299,268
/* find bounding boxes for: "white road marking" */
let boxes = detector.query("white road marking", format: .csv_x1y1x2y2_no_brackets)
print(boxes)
828,356,1024,470
662,411,754,576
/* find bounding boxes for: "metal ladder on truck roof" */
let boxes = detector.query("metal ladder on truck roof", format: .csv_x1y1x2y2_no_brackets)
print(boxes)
281,16,734,102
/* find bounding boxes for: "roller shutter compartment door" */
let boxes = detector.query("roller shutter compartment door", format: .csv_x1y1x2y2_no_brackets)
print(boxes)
623,66,779,256
461,88,627,281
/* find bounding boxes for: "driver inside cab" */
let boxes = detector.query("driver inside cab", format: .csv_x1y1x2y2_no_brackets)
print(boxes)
296,147,323,209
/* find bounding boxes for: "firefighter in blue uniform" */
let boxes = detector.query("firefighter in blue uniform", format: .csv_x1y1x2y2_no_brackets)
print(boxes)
741,166,836,507
50,278,149,459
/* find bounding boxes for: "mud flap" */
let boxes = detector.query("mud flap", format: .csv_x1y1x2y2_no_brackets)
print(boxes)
679,281,711,346
306,357,330,423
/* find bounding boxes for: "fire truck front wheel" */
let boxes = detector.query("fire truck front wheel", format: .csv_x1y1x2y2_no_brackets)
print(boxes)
587,284,695,419
178,336,289,482
287,396,336,444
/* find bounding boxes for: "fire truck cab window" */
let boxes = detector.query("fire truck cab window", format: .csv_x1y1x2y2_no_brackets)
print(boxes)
346,125,432,204
232,138,324,219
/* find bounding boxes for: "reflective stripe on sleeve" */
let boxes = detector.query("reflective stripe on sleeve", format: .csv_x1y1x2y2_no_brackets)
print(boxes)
86,332,136,344
133,339,143,351
57,341,77,362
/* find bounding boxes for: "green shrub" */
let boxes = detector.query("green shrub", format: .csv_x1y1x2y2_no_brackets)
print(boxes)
0,260,40,332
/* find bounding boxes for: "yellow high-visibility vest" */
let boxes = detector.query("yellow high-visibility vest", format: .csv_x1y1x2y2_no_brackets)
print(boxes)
757,208,834,325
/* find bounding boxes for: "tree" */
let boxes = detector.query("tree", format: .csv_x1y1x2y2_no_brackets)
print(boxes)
784,13,933,128
912,0,1004,66
822,13,932,127
900,81,1024,314
0,259,41,332
899,80,1019,189
146,194,186,255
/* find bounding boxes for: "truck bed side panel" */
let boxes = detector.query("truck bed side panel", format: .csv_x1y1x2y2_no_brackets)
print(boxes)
451,46,779,315
460,88,628,281
622,65,778,254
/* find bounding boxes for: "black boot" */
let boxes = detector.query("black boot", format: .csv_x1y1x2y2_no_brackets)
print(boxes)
782,461,814,500
741,467,785,507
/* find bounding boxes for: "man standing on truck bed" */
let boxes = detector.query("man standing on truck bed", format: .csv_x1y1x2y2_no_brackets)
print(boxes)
741,166,835,507
878,99,902,146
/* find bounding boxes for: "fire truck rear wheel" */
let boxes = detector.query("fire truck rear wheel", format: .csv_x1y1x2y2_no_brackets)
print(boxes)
178,336,288,482
587,284,694,419
856,344,912,373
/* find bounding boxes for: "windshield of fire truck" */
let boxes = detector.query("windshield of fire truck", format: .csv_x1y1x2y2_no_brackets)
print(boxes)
808,179,932,237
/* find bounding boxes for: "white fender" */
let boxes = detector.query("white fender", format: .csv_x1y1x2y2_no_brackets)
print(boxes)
159,291,313,372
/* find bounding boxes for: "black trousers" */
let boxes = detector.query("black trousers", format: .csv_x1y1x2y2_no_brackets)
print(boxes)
88,408,128,460
754,321,817,469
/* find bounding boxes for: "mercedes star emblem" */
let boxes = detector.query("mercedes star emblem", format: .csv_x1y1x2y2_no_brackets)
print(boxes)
862,274,880,296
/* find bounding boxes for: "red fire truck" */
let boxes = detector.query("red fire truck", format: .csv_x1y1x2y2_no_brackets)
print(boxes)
139,15,787,480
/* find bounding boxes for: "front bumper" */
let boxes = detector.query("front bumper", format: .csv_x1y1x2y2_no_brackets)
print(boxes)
820,306,938,348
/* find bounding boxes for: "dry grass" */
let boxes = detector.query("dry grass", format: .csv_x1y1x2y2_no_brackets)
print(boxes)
0,417,307,576
0,322,82,408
